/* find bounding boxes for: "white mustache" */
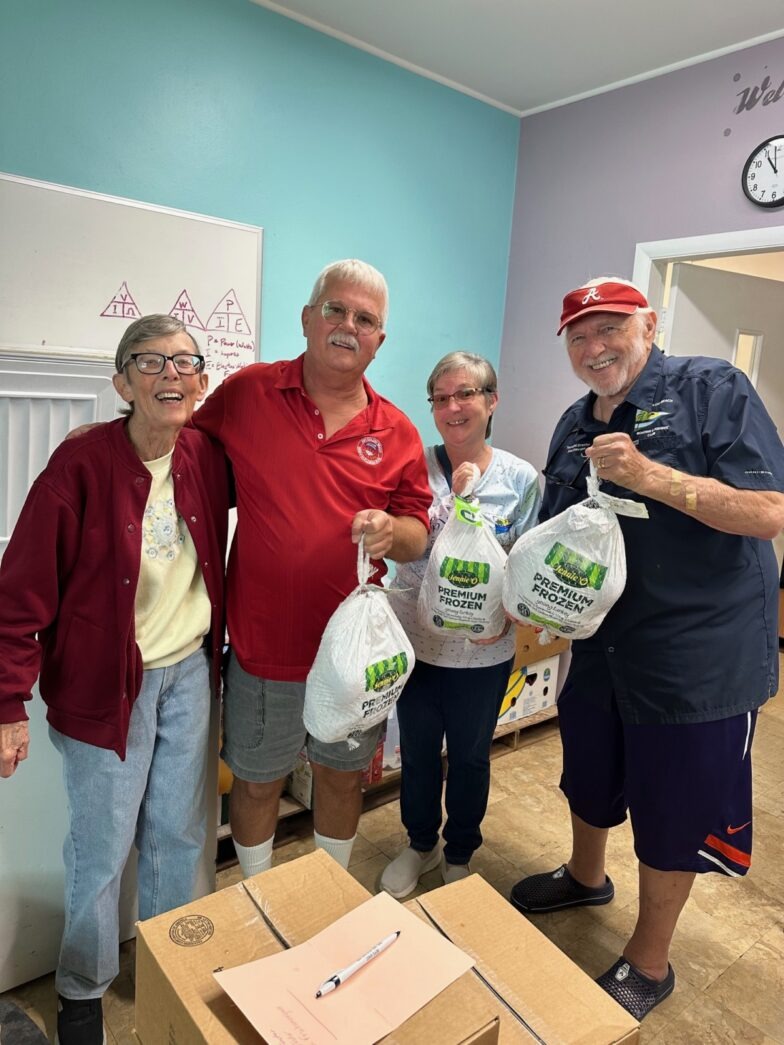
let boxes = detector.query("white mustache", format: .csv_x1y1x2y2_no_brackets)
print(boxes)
328,332,359,352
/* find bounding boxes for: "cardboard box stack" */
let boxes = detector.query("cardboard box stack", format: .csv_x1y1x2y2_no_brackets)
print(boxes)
134,849,638,1044
497,653,560,726
496,624,570,730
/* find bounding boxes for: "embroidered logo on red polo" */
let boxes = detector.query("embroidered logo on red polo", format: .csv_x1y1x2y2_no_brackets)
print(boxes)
357,436,383,465
726,821,751,835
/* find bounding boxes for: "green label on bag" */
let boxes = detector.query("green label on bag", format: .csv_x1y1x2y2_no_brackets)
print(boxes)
365,652,409,693
544,542,608,591
454,495,482,527
439,556,490,588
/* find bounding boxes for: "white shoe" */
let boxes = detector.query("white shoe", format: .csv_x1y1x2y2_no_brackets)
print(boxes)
441,856,471,885
379,846,440,899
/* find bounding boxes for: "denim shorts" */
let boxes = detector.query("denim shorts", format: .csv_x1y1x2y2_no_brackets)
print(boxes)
221,651,384,782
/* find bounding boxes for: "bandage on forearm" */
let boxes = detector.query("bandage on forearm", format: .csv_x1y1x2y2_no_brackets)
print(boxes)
670,468,697,510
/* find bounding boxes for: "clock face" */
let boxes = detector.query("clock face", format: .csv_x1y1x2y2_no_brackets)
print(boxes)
742,136,784,208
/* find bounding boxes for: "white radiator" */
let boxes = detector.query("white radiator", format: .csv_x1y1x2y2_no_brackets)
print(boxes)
0,347,118,555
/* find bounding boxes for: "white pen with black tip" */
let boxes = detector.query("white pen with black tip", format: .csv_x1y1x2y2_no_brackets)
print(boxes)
315,930,401,998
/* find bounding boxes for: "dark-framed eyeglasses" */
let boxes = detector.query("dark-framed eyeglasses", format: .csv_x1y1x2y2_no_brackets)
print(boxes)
125,352,205,375
427,387,490,409
320,300,382,335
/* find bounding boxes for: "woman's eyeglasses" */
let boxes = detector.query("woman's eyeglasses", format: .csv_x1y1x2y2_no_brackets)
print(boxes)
125,353,205,375
428,387,490,408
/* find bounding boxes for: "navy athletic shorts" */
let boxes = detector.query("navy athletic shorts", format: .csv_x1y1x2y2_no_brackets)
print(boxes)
557,667,756,876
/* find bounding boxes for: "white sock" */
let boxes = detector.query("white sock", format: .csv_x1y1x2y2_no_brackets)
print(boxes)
314,831,356,870
233,835,274,878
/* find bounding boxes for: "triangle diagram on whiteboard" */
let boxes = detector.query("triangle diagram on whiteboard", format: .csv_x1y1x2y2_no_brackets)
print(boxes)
206,289,251,335
100,281,142,320
168,289,205,330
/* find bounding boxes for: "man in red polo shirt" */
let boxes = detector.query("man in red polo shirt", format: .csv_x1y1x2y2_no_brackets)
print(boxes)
193,259,430,876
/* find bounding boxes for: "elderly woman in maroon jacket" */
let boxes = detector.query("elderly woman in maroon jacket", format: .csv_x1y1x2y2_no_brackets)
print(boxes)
0,315,229,1045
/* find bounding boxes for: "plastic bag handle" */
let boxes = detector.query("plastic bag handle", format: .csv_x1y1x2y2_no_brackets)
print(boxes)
459,462,481,499
356,533,372,586
587,457,599,498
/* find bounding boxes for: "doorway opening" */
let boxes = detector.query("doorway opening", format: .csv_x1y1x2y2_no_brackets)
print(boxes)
632,228,784,576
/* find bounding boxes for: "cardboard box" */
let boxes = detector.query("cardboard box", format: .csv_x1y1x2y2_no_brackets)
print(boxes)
135,850,637,1045
498,653,559,727
285,747,313,809
513,623,569,667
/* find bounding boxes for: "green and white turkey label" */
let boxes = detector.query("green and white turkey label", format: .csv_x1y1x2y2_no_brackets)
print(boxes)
544,542,608,591
438,556,491,588
365,652,409,693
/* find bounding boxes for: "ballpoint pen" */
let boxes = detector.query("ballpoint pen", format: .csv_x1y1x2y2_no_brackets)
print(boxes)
315,930,401,997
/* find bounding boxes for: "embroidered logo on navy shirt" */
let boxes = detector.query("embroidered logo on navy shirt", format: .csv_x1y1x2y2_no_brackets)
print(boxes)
634,408,670,431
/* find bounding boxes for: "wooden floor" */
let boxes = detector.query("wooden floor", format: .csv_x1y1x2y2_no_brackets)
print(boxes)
4,655,784,1043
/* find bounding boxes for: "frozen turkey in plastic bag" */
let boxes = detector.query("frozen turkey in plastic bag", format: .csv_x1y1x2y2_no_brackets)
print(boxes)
502,462,648,641
304,538,415,749
418,469,508,638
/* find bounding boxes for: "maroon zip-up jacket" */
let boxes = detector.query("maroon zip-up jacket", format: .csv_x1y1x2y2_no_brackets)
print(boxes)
0,418,228,759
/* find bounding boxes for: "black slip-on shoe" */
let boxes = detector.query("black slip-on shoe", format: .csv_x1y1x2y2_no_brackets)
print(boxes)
509,863,614,913
596,957,675,1020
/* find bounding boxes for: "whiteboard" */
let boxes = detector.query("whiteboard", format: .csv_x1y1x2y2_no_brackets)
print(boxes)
0,173,262,385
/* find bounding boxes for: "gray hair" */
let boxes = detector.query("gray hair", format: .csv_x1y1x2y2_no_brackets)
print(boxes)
114,314,200,372
581,276,655,317
427,351,498,438
307,259,389,328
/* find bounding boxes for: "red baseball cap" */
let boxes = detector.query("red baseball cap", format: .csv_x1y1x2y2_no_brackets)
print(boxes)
558,281,650,336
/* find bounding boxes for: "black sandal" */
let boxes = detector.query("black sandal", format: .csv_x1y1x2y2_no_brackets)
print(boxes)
509,863,614,913
596,957,675,1020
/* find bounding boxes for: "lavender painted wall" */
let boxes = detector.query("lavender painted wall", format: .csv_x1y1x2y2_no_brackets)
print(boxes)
496,36,784,472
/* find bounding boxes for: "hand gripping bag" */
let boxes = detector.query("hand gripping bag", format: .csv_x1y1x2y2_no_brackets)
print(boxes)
304,538,415,749
417,469,508,638
502,462,648,641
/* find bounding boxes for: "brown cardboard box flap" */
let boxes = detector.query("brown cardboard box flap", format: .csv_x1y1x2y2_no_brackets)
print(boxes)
136,851,501,1044
242,848,370,945
514,625,569,667
413,875,638,1045
136,879,280,1043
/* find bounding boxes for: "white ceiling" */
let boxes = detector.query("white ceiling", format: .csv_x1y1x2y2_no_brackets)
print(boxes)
250,0,784,115
690,252,784,283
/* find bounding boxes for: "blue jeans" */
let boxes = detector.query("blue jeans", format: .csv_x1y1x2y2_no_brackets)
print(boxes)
49,647,211,999
396,658,512,865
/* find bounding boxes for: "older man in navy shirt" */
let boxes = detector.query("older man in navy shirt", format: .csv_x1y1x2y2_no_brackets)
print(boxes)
509,277,784,1020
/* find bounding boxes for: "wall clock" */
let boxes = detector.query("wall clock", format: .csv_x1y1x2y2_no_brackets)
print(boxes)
742,136,784,208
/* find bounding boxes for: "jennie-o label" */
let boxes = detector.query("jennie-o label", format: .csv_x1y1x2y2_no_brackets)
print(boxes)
361,653,410,720
518,541,608,635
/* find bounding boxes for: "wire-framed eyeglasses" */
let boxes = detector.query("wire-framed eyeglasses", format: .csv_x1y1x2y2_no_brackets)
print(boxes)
427,387,490,408
125,352,206,375
320,300,382,335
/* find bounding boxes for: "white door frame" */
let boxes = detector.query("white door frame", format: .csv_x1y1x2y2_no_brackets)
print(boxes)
632,224,784,303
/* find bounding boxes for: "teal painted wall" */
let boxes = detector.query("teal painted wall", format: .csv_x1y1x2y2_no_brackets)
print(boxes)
1,0,518,437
